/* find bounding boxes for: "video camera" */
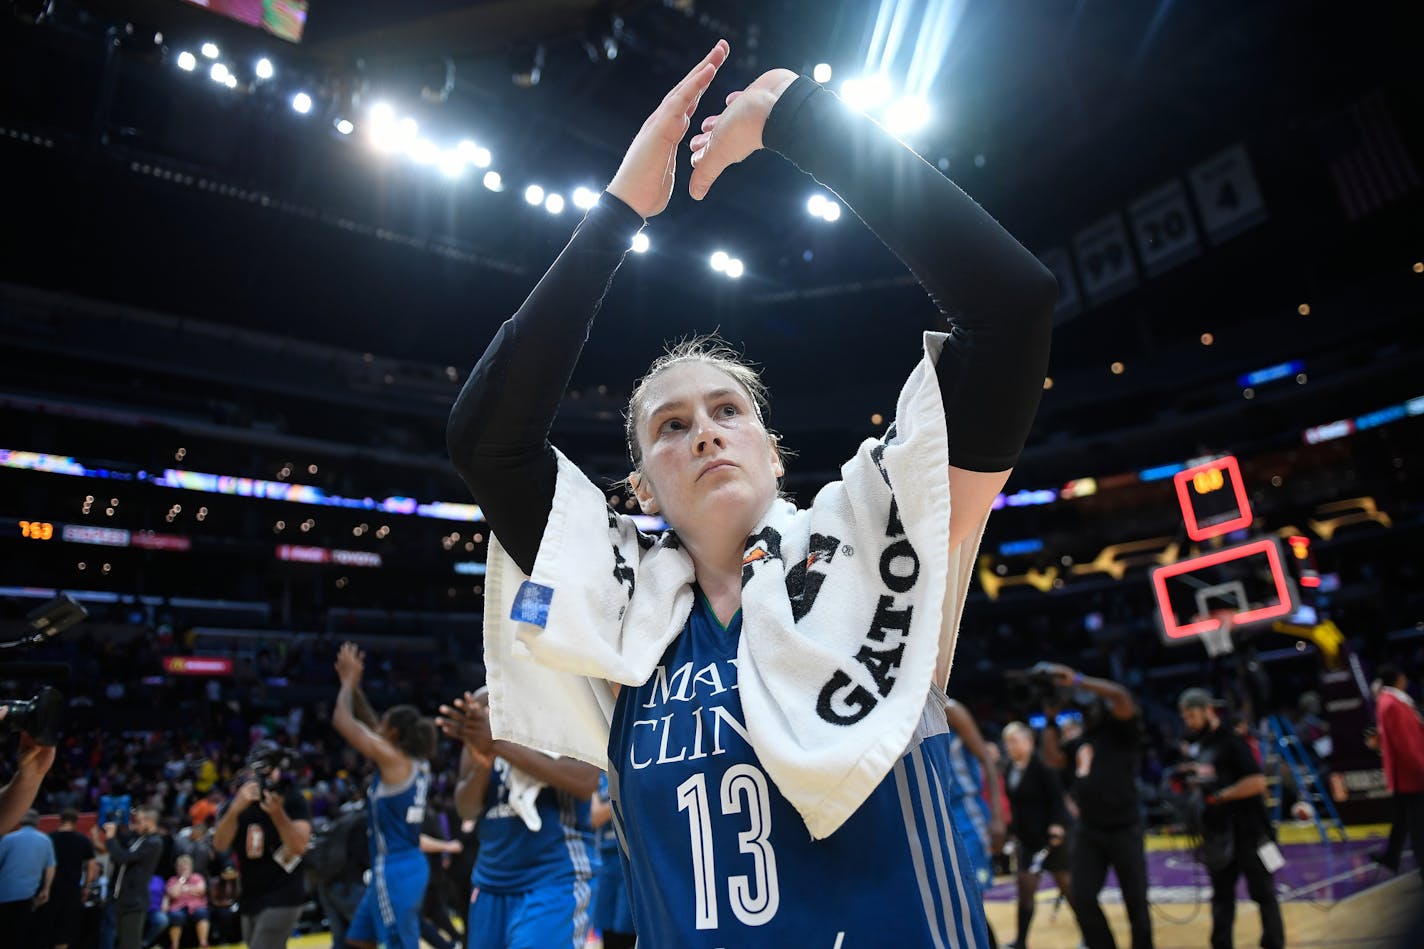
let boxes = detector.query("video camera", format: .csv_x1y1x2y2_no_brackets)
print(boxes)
1003,664,1072,711
0,594,88,747
244,739,294,792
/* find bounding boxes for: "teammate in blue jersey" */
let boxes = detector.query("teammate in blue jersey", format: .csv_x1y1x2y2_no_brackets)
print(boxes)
944,699,1009,888
332,643,438,949
437,688,601,949
589,774,636,949
446,40,1055,947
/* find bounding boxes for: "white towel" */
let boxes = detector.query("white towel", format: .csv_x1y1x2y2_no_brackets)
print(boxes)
499,759,547,832
483,331,989,839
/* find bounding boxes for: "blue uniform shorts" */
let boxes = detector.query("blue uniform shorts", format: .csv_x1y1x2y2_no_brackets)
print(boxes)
467,880,591,949
346,851,429,949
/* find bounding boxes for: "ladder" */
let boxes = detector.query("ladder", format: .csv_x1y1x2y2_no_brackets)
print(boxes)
1262,714,1348,844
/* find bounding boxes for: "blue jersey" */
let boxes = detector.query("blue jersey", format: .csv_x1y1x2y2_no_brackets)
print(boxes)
608,594,990,948
944,733,983,800
367,759,431,862
596,773,620,862
474,756,597,894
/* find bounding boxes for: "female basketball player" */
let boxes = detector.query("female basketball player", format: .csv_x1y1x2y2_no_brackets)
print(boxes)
447,40,1055,946
332,643,438,949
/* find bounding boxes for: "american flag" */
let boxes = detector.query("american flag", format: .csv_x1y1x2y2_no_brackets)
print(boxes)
1321,91,1420,221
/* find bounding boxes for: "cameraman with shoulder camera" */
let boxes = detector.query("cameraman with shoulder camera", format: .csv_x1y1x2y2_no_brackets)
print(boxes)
1036,662,1154,949
99,805,164,949
213,741,312,949
1177,689,1283,949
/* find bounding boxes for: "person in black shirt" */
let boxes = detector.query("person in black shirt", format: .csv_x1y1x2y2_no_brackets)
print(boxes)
104,805,164,949
1002,722,1076,949
1178,689,1284,949
1039,664,1154,949
212,743,312,949
43,808,99,949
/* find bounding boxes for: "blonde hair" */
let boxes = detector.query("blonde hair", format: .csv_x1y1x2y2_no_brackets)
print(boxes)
1002,721,1032,743
623,334,771,472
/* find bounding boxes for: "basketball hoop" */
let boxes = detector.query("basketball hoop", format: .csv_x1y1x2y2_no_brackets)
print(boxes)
1201,622,1235,657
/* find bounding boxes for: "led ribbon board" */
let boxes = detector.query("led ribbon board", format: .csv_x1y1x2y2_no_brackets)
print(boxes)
1173,455,1253,541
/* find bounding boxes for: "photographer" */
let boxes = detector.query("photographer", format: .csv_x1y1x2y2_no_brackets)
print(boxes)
101,805,164,949
1036,663,1153,949
213,741,312,949
1177,689,1283,949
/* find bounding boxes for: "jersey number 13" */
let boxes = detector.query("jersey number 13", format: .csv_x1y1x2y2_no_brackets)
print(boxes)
677,764,780,930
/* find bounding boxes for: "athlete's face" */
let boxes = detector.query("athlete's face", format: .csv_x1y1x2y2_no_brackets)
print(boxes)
631,362,782,543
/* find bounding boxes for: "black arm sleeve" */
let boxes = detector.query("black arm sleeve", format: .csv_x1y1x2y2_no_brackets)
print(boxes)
762,77,1057,472
446,196,645,575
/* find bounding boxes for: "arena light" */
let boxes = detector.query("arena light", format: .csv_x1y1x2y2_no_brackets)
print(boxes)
334,118,354,135
572,186,599,210
710,250,729,272
631,232,650,253
885,96,931,135
369,102,395,125
255,57,274,80
201,42,219,59
813,63,833,84
725,258,745,278
408,138,441,165
807,194,827,217
821,200,841,221
524,184,545,206
840,74,891,112
209,62,229,84
176,51,197,72
224,74,238,90
483,170,504,192
544,193,565,214
457,140,491,168
291,92,313,115
438,151,466,179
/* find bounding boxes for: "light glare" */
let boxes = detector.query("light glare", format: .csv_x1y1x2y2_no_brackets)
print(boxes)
524,184,545,205
255,58,274,80
821,200,841,221
545,193,566,214
840,74,892,112
725,258,745,278
710,250,729,272
201,42,219,59
631,232,650,253
885,96,931,134
572,186,599,210
813,63,833,84
209,62,229,83
334,118,354,135
291,92,313,114
807,194,827,216
483,170,504,191
177,51,196,71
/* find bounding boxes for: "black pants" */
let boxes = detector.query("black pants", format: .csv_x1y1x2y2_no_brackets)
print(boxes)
0,900,39,949
115,908,146,949
1069,822,1154,949
1207,833,1284,949
1382,791,1424,879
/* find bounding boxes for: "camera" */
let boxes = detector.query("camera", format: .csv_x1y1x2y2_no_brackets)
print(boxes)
1,594,88,747
99,793,133,827
1004,666,1070,710
245,740,294,792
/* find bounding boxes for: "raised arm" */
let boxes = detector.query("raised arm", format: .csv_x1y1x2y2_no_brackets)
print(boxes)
332,644,412,786
690,71,1057,544
445,40,729,575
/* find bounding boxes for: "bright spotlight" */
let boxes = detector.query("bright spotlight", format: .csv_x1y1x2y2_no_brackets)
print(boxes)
224,74,238,89
710,250,729,272
291,92,313,114
885,96,931,134
524,184,545,206
255,58,274,80
813,63,833,84
482,170,504,191
439,151,466,179
369,102,395,125
408,138,441,165
544,193,565,214
177,51,196,72
821,200,841,221
209,62,229,84
334,118,354,135
807,194,827,217
725,258,745,278
201,42,219,59
840,74,892,112
631,232,650,253
457,140,491,168
572,186,599,210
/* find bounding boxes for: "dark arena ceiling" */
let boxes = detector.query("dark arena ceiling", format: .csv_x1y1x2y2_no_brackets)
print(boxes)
1,0,1421,490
